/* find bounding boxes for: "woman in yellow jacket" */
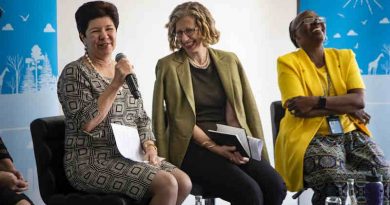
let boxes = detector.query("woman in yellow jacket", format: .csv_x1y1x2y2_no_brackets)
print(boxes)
152,2,286,205
275,10,390,204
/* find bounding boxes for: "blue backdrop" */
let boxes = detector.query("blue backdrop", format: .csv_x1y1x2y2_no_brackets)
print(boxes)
299,0,390,159
0,1,59,204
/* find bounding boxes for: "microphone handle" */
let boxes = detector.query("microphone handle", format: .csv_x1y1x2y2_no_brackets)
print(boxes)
125,74,141,99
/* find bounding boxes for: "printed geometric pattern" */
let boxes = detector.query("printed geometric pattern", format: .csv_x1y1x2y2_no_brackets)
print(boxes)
57,58,176,200
303,131,390,204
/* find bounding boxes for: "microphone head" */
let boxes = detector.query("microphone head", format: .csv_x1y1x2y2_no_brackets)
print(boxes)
115,53,126,62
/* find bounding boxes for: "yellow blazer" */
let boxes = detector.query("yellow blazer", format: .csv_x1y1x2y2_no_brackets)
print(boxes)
152,48,269,167
275,48,367,191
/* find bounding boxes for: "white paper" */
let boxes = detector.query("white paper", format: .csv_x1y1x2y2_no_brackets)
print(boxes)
111,123,144,162
247,136,263,161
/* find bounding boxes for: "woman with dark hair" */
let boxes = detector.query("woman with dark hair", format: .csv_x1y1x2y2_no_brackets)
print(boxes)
57,1,191,205
0,137,32,205
275,10,390,204
152,2,286,205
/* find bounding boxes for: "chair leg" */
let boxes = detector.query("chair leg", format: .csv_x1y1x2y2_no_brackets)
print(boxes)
205,198,215,205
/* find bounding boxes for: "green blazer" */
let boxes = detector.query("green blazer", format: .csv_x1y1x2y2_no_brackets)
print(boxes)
152,48,269,167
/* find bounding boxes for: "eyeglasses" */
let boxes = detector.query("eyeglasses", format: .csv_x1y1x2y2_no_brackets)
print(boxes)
174,27,198,38
296,16,326,29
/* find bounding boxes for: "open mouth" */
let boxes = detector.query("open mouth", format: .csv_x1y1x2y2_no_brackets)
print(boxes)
312,27,322,33
183,41,194,48
98,42,111,48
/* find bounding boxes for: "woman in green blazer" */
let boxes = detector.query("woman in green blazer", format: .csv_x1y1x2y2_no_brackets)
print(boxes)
152,2,286,205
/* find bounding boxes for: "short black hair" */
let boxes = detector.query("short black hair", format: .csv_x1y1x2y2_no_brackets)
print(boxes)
289,10,316,48
75,1,119,37
289,20,299,48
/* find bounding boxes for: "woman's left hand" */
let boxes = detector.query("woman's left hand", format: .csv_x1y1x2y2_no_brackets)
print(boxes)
144,147,161,166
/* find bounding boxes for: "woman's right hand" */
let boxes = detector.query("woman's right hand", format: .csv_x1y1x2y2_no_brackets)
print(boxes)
210,145,249,165
113,57,135,88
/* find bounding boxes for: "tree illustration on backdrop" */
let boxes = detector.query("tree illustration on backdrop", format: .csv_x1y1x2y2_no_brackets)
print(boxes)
38,53,55,91
19,45,57,93
29,45,44,91
21,63,35,93
6,55,24,94
382,44,390,74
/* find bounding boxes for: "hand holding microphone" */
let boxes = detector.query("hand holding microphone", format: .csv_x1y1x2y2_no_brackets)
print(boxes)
115,53,141,99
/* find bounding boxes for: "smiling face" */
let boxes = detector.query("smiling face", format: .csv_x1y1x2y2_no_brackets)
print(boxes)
81,16,116,59
292,11,326,48
175,15,205,55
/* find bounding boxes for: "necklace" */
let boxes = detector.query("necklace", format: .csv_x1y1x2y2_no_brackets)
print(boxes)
317,65,331,96
84,53,116,86
188,52,210,69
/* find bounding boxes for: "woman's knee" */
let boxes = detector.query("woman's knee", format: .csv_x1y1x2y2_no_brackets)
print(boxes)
16,199,31,205
172,169,192,195
272,172,287,195
269,177,287,204
229,177,264,204
236,184,263,205
257,168,287,203
150,171,178,195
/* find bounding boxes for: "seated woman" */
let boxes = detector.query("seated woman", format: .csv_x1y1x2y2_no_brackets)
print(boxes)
0,137,32,205
152,2,286,205
57,1,191,205
275,10,390,204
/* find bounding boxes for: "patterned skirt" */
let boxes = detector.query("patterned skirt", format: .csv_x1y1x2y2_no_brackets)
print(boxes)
65,148,176,201
303,130,390,205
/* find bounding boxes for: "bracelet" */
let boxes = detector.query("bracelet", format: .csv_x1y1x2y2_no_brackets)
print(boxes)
201,140,211,147
207,144,216,149
318,96,327,109
201,140,216,149
201,140,215,147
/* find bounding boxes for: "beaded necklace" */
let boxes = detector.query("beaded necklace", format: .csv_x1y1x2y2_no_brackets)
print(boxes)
188,52,210,69
84,53,115,85
84,53,109,81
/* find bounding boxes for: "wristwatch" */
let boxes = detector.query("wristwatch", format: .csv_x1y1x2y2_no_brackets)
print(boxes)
318,96,327,109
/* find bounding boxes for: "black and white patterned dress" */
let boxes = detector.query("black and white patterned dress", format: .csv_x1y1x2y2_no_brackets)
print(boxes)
57,58,176,200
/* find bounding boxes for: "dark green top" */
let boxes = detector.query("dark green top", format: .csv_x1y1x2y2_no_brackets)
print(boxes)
190,62,227,132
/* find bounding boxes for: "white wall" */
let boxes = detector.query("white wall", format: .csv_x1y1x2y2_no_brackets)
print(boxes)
58,1,297,204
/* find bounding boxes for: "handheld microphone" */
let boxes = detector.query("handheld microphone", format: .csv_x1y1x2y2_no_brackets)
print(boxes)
115,53,141,99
